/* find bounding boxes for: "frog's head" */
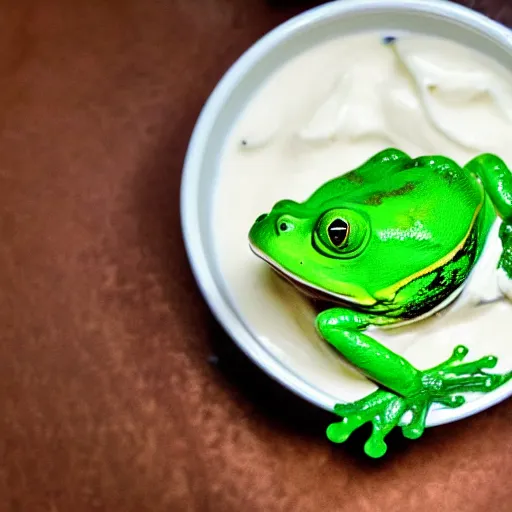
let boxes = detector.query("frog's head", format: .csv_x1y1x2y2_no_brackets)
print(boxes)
249,199,373,305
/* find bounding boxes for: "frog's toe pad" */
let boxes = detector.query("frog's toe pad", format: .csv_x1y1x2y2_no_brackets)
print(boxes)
364,436,388,459
402,424,424,440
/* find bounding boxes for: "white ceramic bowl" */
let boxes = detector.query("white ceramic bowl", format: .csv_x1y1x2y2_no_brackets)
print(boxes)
181,0,512,428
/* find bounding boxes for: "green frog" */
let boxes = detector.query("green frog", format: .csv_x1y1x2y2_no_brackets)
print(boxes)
248,148,512,458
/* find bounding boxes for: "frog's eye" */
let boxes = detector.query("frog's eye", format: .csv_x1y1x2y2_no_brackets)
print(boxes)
327,218,349,247
314,209,370,258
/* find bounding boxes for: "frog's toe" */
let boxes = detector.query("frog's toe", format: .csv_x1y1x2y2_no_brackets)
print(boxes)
425,345,512,395
481,371,512,390
327,397,396,458
429,344,499,376
440,355,498,377
327,390,407,458
402,423,424,440
327,416,363,444
364,432,389,459
401,399,429,439
430,345,468,371
435,394,466,408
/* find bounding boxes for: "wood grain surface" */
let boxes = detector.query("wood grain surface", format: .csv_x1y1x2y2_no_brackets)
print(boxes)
0,1,511,511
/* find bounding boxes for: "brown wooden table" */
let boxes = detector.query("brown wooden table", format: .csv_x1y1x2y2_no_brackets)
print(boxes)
1,1,511,510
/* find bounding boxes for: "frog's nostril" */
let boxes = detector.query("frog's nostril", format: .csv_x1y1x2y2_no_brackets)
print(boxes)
277,219,295,234
255,213,268,223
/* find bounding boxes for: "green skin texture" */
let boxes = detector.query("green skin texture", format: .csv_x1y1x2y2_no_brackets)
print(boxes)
248,148,512,458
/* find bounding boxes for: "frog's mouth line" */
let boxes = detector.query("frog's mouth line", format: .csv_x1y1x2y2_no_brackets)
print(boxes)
248,243,362,306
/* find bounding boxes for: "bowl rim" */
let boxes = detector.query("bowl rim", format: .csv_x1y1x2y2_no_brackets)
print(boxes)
180,0,512,428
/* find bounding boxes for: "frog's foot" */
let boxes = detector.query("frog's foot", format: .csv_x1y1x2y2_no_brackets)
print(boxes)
317,308,512,457
327,389,454,458
327,345,512,458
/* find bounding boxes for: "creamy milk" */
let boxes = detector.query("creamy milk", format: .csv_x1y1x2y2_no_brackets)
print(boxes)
213,33,512,405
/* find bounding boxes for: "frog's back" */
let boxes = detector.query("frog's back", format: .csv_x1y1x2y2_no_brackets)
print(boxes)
319,153,478,205
314,154,486,250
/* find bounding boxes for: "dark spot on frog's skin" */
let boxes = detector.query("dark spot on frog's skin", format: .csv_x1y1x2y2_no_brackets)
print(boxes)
364,182,416,206
346,172,365,185
425,270,446,292
241,139,248,147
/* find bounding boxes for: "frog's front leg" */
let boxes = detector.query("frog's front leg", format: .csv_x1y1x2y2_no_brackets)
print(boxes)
317,308,512,458
465,154,512,297
498,222,512,298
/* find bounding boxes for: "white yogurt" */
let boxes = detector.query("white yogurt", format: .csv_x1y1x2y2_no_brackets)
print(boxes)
213,33,512,404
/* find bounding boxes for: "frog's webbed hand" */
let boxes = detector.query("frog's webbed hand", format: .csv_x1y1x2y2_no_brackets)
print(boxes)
317,308,512,458
465,154,512,298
